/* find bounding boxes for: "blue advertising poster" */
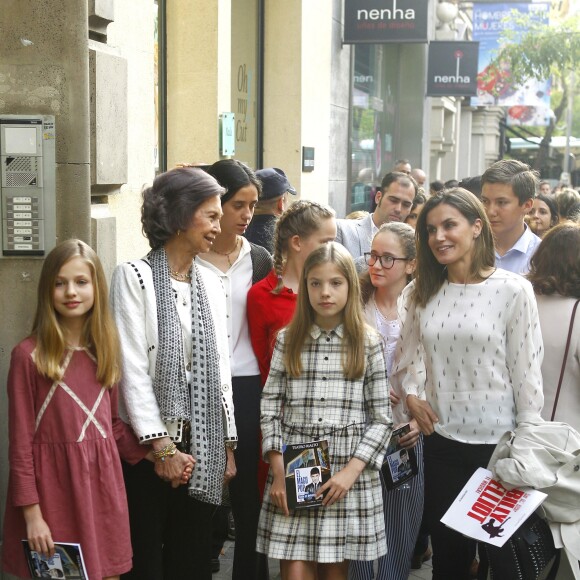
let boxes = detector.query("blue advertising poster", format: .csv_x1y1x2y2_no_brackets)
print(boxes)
472,2,551,114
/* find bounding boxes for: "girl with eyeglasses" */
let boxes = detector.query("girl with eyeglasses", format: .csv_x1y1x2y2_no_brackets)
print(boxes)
361,224,416,374
351,223,426,580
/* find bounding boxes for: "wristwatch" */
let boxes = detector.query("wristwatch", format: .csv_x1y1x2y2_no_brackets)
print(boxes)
225,440,237,451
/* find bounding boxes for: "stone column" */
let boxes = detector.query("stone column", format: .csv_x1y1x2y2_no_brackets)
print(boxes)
166,0,232,167
263,0,334,205
0,1,90,575
329,0,352,216
429,97,458,180
397,43,428,170
458,106,474,179
470,107,504,175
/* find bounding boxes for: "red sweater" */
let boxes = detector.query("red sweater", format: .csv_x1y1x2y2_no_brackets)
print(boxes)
247,270,297,386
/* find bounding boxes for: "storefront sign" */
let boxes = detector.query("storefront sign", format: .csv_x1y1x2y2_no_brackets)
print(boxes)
219,113,235,156
302,147,315,172
426,42,479,97
344,0,428,44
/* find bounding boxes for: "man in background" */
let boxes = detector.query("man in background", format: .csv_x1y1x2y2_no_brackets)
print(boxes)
337,171,417,259
245,167,296,254
371,159,413,212
394,159,412,175
411,167,427,188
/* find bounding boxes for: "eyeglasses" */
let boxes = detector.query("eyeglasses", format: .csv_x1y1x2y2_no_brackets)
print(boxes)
364,252,409,269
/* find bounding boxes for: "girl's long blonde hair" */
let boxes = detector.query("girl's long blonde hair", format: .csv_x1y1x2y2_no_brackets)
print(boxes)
284,242,367,379
32,239,121,387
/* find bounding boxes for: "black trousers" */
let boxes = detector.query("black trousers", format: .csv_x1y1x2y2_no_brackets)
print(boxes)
212,505,230,559
423,432,495,580
229,375,269,580
121,458,215,580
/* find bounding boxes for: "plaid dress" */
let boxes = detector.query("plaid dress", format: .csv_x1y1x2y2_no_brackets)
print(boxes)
256,325,392,563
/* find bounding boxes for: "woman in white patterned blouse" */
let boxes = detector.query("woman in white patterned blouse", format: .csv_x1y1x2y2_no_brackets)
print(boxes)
391,188,544,580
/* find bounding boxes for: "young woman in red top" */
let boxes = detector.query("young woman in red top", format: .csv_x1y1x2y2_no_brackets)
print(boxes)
247,200,336,385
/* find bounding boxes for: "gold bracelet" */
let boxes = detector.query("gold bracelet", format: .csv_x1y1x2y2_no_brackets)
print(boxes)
152,442,177,462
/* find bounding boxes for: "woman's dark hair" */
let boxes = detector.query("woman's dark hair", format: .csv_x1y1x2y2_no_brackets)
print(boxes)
444,179,460,189
458,175,482,199
568,201,580,223
206,159,262,205
528,223,580,298
556,188,580,220
430,180,445,194
141,167,225,249
413,188,495,307
411,192,427,211
535,194,559,228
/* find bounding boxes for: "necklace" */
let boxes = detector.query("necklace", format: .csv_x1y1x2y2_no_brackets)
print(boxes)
211,236,240,267
171,282,193,371
373,296,397,322
169,266,191,282
173,283,190,307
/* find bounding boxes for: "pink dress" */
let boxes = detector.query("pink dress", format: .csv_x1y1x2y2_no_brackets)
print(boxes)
2,337,147,579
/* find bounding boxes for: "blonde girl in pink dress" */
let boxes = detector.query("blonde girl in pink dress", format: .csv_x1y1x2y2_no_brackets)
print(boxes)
2,240,167,580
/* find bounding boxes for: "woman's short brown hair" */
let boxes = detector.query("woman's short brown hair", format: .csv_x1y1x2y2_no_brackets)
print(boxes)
141,167,225,249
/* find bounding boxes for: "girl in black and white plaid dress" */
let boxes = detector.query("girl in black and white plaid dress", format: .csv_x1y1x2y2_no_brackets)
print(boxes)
256,242,392,580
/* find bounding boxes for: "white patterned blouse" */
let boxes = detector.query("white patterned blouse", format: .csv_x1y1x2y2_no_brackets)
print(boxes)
391,268,544,445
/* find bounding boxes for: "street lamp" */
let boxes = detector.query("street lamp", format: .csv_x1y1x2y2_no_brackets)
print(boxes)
436,0,459,40
436,1,459,26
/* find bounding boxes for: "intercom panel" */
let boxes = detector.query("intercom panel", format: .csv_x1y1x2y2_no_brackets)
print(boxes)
0,115,56,257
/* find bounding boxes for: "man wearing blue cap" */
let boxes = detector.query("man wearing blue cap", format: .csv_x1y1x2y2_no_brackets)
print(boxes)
245,167,297,254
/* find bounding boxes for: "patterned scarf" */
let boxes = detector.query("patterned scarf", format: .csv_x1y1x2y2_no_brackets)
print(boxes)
149,248,225,505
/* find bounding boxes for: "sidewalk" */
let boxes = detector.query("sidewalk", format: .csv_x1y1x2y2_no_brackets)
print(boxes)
213,541,433,579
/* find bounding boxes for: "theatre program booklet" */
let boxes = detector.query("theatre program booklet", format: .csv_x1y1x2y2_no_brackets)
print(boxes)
440,467,547,547
22,540,89,579
381,424,418,490
283,439,331,509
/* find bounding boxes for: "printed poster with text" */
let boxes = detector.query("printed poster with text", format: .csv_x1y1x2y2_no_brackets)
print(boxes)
441,468,547,547
472,2,551,125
